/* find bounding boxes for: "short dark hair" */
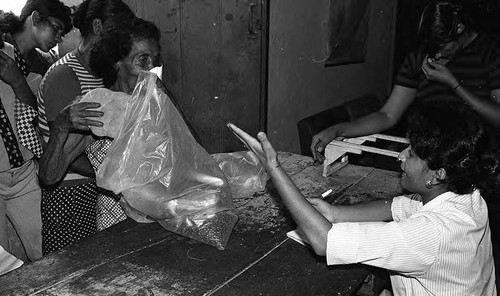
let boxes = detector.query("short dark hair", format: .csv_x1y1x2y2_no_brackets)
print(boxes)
89,16,161,87
0,0,72,35
417,0,477,55
72,0,134,38
407,102,499,200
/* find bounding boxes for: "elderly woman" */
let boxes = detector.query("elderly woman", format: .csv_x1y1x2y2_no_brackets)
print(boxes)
38,13,161,254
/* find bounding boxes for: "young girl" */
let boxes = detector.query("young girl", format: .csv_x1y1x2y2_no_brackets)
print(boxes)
0,0,72,76
228,103,497,295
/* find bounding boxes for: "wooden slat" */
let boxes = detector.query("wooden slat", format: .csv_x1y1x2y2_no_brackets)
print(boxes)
327,140,400,158
371,134,409,144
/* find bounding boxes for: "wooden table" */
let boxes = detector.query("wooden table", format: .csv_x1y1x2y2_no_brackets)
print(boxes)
0,152,403,296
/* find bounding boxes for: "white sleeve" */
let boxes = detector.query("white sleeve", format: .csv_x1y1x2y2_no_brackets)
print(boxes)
326,213,440,277
391,194,423,221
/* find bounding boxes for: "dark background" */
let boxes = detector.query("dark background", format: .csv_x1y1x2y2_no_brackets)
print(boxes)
394,0,500,75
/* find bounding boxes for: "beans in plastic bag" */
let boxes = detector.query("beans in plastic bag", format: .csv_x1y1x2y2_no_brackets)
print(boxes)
96,72,238,250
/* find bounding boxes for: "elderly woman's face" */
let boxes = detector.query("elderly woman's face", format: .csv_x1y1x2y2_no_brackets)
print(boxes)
116,37,160,92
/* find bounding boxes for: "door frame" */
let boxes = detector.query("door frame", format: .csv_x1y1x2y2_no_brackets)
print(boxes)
259,0,269,133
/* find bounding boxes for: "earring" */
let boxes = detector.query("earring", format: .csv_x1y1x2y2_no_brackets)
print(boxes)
425,180,433,189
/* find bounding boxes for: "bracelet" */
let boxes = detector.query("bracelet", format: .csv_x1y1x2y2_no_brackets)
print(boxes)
451,82,462,91
267,163,281,174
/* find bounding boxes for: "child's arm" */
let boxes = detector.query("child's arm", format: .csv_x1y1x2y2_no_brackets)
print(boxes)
307,197,395,223
227,124,332,255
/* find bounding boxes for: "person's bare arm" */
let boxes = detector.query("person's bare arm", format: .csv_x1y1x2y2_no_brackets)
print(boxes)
307,197,395,223
39,102,103,185
228,124,335,255
453,87,500,128
310,85,416,162
423,58,500,127
39,123,94,184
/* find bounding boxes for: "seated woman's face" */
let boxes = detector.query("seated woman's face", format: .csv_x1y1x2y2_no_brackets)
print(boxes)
122,38,160,76
116,37,160,92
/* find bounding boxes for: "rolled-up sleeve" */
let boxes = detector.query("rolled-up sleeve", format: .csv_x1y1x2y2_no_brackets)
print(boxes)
392,194,422,222
326,214,440,277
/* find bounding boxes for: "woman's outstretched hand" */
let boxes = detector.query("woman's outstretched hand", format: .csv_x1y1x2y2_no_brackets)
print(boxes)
227,123,279,172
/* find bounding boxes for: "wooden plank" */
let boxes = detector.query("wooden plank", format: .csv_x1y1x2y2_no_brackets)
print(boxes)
211,239,368,296
371,134,409,144
0,154,402,295
327,140,401,158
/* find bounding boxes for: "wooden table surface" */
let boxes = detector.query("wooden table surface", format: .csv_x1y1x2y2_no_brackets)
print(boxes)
0,152,403,296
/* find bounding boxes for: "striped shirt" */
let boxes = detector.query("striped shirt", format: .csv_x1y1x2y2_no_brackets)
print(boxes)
326,190,496,295
395,34,500,105
37,51,104,142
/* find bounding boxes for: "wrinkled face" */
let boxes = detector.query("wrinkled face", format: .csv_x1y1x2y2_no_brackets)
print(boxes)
116,37,161,92
398,146,433,193
34,16,65,52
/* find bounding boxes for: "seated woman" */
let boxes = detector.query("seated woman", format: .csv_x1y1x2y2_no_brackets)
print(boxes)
228,103,497,295
39,15,161,253
311,0,500,162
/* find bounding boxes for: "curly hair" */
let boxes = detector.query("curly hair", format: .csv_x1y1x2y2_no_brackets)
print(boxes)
407,102,500,200
72,0,134,38
417,0,478,56
0,0,72,35
89,16,160,88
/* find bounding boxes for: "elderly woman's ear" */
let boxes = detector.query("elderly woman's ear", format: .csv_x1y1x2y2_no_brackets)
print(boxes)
92,18,102,35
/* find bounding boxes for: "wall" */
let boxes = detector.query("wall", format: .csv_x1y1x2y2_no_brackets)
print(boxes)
267,0,398,153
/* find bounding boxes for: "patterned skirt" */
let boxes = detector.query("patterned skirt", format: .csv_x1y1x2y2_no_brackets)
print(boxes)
87,139,127,231
41,180,98,255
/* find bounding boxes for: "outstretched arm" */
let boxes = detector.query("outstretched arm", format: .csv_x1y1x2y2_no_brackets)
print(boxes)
228,123,333,255
310,85,416,162
307,197,394,223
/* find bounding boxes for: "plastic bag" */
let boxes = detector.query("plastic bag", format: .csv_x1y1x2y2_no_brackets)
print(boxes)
97,71,238,250
79,88,131,138
212,151,268,198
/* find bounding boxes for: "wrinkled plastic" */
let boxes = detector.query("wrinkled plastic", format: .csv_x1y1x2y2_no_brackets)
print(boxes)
212,151,268,198
96,72,238,250
80,88,131,138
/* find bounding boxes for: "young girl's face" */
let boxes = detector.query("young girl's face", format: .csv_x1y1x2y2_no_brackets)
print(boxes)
33,16,64,52
398,146,433,193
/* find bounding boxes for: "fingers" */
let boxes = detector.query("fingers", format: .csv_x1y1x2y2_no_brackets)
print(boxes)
227,123,263,153
227,123,252,147
257,131,275,152
81,110,104,118
257,131,278,163
73,102,102,110
310,136,321,161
